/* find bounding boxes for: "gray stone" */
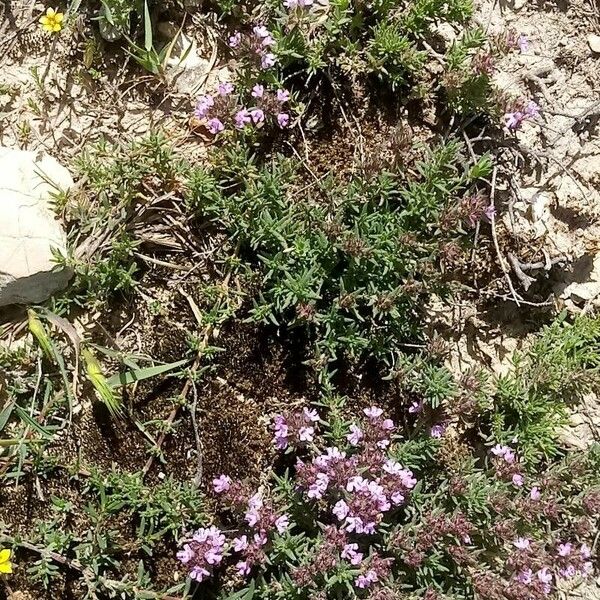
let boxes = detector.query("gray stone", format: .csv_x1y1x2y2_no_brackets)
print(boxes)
0,147,73,307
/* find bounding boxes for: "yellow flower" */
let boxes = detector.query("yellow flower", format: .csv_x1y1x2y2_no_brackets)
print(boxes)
0,549,12,574
39,7,64,33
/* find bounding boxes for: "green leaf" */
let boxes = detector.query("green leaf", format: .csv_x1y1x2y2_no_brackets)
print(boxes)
106,358,190,387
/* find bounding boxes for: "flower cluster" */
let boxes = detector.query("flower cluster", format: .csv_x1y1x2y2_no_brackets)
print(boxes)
229,25,277,70
177,525,226,582
490,444,526,487
505,99,540,130
193,83,291,135
272,406,318,449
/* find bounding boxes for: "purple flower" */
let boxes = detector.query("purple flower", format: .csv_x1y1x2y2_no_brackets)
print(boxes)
530,486,541,500
251,84,265,98
206,117,224,135
236,560,251,576
308,472,329,499
517,569,533,584
298,426,314,442
262,35,275,47
491,444,511,457
190,566,210,581
364,406,384,419
513,537,530,550
276,89,290,103
408,400,423,414
253,25,270,38
342,543,363,565
277,112,290,128
303,407,319,422
430,423,446,438
235,108,252,129
557,543,572,557
284,0,299,6
524,100,540,118
261,53,276,69
333,499,349,520
212,474,231,493
218,82,234,96
194,94,214,118
249,108,265,124
537,568,552,585
347,424,363,446
484,204,496,221
505,111,524,130
177,544,194,564
518,34,529,52
581,543,591,559
275,514,290,534
233,535,248,552
503,449,516,464
228,32,241,48
512,473,524,487
356,570,378,589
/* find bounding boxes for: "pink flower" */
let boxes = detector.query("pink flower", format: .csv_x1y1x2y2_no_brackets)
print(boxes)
518,34,529,52
430,423,446,438
517,569,533,584
491,444,511,457
253,25,270,38
513,537,530,550
333,499,349,520
557,543,572,557
233,535,248,552
217,82,234,95
356,569,378,589
236,560,251,575
512,473,524,487
277,112,290,128
537,567,552,584
308,472,329,499
342,543,363,565
347,424,363,446
234,108,252,129
228,32,241,48
505,111,524,130
177,544,194,564
251,84,264,98
530,486,541,500
276,89,290,103
190,566,210,581
303,407,319,422
408,400,422,414
364,406,384,419
298,426,314,442
249,108,265,124
212,474,231,493
207,118,224,134
275,514,290,533
581,543,592,559
261,53,276,69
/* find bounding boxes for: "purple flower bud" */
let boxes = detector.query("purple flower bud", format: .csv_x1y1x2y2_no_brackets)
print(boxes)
408,400,422,414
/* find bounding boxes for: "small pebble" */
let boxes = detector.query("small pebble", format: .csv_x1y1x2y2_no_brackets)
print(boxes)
588,33,600,54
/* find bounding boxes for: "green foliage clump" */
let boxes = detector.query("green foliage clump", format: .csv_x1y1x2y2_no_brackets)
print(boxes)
191,140,491,373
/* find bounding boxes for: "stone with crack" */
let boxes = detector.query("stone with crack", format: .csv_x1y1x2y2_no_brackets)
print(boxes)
0,147,73,308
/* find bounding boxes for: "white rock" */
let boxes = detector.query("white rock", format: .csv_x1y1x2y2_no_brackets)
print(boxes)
0,147,73,307
588,33,600,54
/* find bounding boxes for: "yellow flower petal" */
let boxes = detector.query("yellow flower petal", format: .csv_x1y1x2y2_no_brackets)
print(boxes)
0,562,12,574
55,13,64,22
0,550,10,563
46,8,56,16
40,16,49,25
53,23,61,31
